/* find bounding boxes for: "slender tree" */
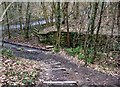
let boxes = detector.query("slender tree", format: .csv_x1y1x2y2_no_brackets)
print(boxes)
64,2,70,47
55,2,61,49
51,2,56,26
94,2,104,58
18,3,23,33
84,3,92,65
51,1,56,26
117,2,120,37
117,2,120,54
4,2,11,39
62,2,65,24
24,2,31,39
0,2,13,22
89,2,98,48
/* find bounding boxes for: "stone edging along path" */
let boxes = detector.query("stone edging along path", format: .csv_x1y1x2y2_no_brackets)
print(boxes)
2,41,120,86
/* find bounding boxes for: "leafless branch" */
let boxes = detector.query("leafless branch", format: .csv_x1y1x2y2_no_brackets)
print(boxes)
0,2,13,22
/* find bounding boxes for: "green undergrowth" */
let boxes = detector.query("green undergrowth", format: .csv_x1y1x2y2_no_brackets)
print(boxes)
0,48,15,59
64,46,94,64
53,47,60,53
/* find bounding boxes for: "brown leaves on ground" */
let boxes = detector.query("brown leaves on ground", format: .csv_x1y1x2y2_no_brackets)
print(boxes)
59,49,120,79
0,55,42,86
6,36,45,49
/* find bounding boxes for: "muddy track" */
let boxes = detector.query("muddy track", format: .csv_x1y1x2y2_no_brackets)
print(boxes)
2,41,120,86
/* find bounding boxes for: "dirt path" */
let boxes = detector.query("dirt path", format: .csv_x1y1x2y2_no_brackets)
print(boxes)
2,42,120,86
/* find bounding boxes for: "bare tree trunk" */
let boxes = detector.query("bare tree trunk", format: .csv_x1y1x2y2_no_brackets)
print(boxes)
25,2,30,39
0,2,13,22
55,2,61,49
84,3,92,65
18,3,23,34
94,2,104,58
64,2,70,47
51,2,55,26
117,2,120,54
62,2,65,24
89,2,98,48
118,2,120,36
4,2,11,39
2,17,4,47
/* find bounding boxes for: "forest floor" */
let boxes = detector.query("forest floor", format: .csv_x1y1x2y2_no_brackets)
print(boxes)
0,54,45,86
2,36,120,86
5,36,120,78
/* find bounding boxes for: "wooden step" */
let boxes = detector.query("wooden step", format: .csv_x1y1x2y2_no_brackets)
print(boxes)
45,45,54,49
43,81,77,84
